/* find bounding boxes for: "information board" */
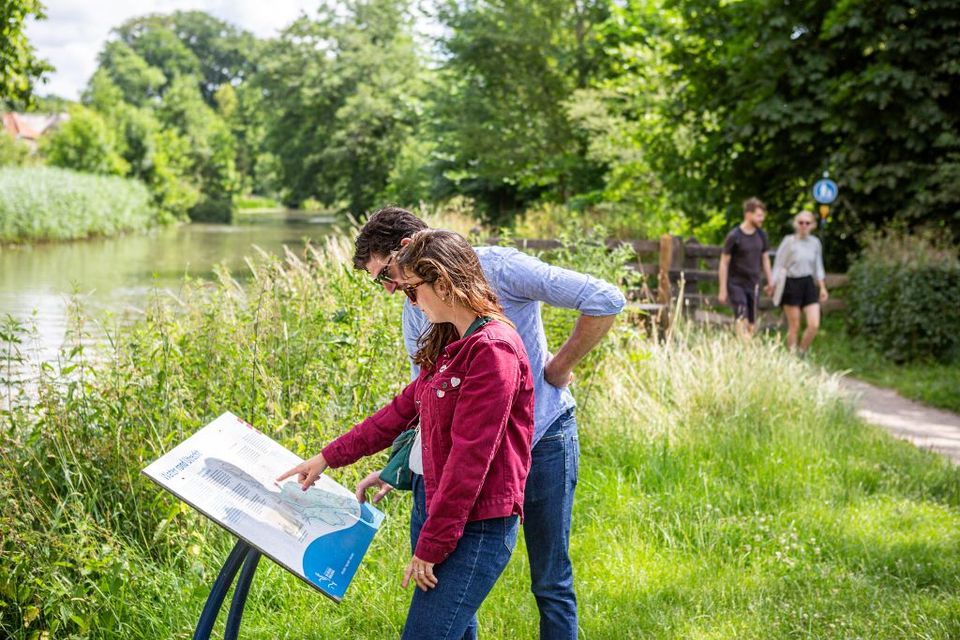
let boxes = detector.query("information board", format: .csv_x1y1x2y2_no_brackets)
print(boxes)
143,412,384,602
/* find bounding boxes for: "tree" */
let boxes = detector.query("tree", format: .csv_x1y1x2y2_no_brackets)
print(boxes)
112,11,258,106
42,105,129,176
257,0,426,213
430,0,613,221
97,41,167,106
83,69,199,221
656,0,960,253
158,75,239,220
0,0,52,106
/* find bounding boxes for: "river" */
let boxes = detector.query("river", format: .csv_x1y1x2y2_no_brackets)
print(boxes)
0,212,334,365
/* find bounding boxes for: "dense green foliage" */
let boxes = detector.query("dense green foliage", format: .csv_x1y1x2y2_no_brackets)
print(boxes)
847,228,960,363
41,105,129,176
257,0,425,213
0,167,155,241
654,0,960,250
2,235,960,638
6,0,959,242
0,0,52,107
63,10,253,222
429,1,610,220
0,133,30,167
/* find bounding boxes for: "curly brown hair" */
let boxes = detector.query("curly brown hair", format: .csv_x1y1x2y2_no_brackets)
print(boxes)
353,206,428,270
396,229,512,370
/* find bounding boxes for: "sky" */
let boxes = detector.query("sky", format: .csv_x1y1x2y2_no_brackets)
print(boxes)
26,0,323,100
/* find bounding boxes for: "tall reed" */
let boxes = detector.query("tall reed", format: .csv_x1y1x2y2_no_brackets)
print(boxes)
0,167,156,243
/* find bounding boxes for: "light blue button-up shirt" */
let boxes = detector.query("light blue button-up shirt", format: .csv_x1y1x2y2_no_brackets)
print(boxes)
403,245,626,445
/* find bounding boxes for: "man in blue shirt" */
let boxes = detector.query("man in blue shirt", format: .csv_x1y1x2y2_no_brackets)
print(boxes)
353,207,625,639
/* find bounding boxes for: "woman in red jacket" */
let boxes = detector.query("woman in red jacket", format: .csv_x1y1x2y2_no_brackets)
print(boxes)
277,229,535,639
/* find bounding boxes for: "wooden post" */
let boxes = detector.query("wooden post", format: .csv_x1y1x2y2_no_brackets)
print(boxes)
657,234,673,332
683,238,700,298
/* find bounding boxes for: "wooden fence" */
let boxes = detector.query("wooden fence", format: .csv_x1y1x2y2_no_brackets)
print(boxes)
495,235,848,325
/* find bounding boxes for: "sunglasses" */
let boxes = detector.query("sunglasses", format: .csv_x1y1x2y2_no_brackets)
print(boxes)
797,220,814,226
372,253,395,286
398,280,426,303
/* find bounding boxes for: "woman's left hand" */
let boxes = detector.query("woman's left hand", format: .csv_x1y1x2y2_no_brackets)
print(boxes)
819,287,829,302
402,555,438,591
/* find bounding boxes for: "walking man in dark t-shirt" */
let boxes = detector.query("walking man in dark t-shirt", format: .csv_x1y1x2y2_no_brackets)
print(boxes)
718,197,774,337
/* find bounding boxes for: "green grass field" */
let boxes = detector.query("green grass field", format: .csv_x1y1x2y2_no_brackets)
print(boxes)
2,237,959,639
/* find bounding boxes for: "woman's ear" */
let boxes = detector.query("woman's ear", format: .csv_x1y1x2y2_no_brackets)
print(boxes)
434,277,454,304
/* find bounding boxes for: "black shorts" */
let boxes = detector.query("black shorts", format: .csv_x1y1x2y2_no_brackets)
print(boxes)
728,281,759,324
781,276,819,308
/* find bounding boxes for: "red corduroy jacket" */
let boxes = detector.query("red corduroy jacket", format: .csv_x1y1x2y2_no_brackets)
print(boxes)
322,320,534,564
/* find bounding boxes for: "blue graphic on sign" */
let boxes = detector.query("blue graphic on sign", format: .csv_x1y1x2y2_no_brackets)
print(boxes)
813,179,838,204
302,502,384,600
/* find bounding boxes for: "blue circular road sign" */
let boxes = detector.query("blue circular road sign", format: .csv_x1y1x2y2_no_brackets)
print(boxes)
813,178,838,204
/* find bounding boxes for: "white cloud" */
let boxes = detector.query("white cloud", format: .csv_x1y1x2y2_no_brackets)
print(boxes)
27,0,321,100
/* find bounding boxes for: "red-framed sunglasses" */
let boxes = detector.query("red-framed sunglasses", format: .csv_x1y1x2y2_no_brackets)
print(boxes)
398,280,426,303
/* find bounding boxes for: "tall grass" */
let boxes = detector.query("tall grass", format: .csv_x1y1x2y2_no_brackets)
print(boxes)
2,232,959,638
0,167,156,243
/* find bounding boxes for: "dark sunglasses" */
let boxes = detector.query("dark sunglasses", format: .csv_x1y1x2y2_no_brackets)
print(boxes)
398,280,426,303
372,253,395,286
797,220,814,226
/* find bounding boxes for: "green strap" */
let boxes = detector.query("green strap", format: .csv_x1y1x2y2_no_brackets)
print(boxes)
462,316,492,339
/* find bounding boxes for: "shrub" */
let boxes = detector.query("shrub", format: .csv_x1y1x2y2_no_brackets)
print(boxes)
0,134,30,167
0,166,156,242
847,227,960,363
40,105,129,176
188,196,233,223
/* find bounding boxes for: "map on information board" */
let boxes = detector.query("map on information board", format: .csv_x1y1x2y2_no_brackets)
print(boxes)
143,411,384,602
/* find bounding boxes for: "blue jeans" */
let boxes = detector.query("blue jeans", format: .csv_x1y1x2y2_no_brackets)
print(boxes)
406,474,519,640
524,409,579,639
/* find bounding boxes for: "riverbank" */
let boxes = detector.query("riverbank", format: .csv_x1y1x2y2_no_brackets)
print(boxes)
2,233,958,638
0,167,158,243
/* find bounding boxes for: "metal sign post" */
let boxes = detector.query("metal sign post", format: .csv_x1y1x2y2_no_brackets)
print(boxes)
193,539,261,640
812,173,839,228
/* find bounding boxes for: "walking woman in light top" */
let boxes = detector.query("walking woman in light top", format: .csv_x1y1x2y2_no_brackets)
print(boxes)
771,210,829,353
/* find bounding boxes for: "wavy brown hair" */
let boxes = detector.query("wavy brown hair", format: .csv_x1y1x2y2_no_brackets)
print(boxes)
396,229,512,370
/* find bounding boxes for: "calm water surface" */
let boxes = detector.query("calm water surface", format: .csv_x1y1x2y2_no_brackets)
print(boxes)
1,212,334,363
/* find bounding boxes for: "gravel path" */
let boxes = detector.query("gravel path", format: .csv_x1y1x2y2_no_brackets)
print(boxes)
841,377,960,464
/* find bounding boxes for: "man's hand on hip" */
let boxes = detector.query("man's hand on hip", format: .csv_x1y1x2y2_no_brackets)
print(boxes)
544,357,574,388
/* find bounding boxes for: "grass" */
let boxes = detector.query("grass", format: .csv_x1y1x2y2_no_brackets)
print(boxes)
2,233,959,638
0,166,158,243
810,315,960,413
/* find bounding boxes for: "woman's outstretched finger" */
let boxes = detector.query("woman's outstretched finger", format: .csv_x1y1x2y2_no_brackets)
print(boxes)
275,462,304,483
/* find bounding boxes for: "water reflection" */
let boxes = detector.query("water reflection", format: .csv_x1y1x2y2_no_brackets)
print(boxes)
0,212,333,362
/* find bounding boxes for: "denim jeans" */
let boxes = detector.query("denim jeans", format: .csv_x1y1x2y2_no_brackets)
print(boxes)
524,408,579,639
406,473,519,640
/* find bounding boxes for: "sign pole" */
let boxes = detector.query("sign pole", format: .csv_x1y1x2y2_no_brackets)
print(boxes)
812,172,839,261
224,548,262,640
193,539,259,640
